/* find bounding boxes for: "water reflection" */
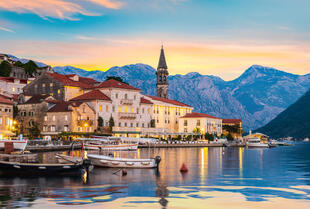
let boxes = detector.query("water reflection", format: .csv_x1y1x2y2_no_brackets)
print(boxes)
0,143,310,208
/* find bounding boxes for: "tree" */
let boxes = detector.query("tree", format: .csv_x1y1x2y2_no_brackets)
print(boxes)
205,132,214,141
109,115,115,131
13,105,19,118
28,123,40,139
14,61,24,67
98,116,103,127
105,76,128,84
226,133,234,141
23,60,38,76
0,61,12,77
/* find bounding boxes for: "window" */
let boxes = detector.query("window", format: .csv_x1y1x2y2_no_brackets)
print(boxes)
124,122,127,127
137,108,139,114
106,105,109,111
136,123,139,127
131,123,133,127
51,125,56,132
119,122,121,127
118,106,121,112
124,94,128,99
184,120,188,126
65,115,68,121
52,115,56,121
42,83,46,88
12,87,16,92
124,106,128,113
99,105,102,111
44,116,47,121
142,123,144,127
58,89,61,94
50,83,53,87
184,128,187,133
197,120,200,126
43,126,48,131
0,118,2,124
64,125,68,132
142,108,144,114
112,106,115,112
115,93,118,99
131,107,134,113
134,95,136,100
83,106,85,113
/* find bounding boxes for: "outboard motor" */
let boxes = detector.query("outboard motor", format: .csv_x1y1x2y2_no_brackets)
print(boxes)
155,156,161,167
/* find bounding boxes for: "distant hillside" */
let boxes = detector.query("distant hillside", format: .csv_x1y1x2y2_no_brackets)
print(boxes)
256,90,310,139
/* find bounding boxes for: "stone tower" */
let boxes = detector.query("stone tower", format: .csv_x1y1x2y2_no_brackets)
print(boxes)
156,45,169,98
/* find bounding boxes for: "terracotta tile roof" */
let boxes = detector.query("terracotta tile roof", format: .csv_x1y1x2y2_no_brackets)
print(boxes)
180,112,221,119
46,73,93,88
70,90,111,101
223,118,242,124
146,95,191,107
23,95,51,104
47,102,72,112
0,94,13,105
65,74,98,85
94,79,140,91
0,76,27,84
140,97,153,104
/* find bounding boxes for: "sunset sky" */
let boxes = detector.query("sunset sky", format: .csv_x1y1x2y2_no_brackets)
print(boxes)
0,0,309,80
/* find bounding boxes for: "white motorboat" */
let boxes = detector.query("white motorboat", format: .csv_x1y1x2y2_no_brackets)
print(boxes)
304,138,310,142
87,154,161,168
85,141,138,151
246,137,270,148
0,139,28,151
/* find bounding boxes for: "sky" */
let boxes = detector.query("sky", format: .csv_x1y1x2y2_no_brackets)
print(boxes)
0,0,309,80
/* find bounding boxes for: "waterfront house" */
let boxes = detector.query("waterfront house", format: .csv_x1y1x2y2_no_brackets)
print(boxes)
222,118,243,139
0,76,28,96
41,101,96,136
178,112,223,136
0,94,14,138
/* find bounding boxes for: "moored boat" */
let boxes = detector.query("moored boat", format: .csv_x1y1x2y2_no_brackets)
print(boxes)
246,137,270,148
0,139,28,151
87,154,161,169
0,159,91,176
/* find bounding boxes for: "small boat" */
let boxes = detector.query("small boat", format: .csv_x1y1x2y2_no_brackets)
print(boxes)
304,138,310,142
83,138,138,151
0,139,28,151
246,137,270,148
0,159,91,176
88,154,161,168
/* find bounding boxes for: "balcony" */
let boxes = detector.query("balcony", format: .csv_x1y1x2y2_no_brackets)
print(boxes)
120,99,133,105
118,112,136,120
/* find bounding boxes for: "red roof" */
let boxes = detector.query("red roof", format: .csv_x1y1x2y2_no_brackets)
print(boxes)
65,74,98,85
0,94,13,105
70,90,111,101
140,97,153,104
146,95,191,107
223,118,242,124
94,79,140,91
180,112,220,119
47,102,72,112
23,95,52,104
46,73,93,88
0,77,27,84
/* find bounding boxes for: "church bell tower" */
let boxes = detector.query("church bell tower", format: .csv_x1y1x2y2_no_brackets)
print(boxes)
156,45,169,98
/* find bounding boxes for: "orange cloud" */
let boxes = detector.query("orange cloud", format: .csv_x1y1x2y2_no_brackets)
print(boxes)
88,0,124,9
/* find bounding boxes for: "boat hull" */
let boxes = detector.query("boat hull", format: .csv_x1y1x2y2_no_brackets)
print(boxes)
246,143,270,148
85,143,138,151
88,154,160,169
0,160,88,176
0,140,27,151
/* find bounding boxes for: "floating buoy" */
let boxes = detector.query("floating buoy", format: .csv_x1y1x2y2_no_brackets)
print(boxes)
122,169,127,176
222,149,225,154
180,163,188,173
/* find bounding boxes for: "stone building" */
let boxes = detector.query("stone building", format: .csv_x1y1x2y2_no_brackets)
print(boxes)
22,72,97,101
17,95,56,135
41,101,96,135
156,46,169,99
70,79,155,137
0,94,14,138
178,112,223,136
144,95,193,134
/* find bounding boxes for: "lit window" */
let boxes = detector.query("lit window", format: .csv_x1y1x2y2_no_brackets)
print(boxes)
184,120,188,126
58,89,61,94
50,83,53,87
124,106,128,113
42,83,46,87
44,116,47,121
118,106,121,112
52,115,55,121
131,107,133,113
65,115,68,121
99,105,102,111
64,125,68,132
12,87,16,92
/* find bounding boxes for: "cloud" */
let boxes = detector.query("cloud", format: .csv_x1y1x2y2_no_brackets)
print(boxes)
87,0,124,9
0,26,15,33
0,0,101,20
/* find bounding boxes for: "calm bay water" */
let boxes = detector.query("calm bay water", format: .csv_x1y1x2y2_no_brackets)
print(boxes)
1,143,310,208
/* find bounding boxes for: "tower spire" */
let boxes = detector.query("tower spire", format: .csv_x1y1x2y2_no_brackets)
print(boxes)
157,45,168,70
156,45,169,99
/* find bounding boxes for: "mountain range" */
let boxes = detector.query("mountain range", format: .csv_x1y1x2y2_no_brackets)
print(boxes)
256,90,310,138
3,53,310,131
53,64,310,130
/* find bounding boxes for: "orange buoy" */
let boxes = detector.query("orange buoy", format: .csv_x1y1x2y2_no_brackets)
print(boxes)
122,169,127,176
180,163,188,173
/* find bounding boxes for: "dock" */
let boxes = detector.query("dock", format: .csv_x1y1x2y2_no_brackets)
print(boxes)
139,142,225,148
26,144,82,152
